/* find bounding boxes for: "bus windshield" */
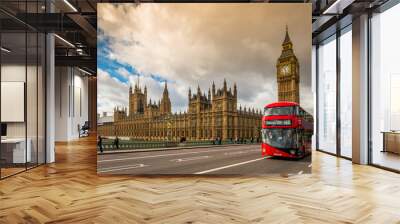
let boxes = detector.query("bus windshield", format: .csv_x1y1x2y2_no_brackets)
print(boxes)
261,128,298,149
264,106,295,116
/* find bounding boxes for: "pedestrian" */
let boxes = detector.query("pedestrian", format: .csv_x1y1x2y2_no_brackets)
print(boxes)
114,136,120,149
98,135,103,153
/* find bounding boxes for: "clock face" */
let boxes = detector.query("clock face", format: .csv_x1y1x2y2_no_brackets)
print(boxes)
280,65,290,75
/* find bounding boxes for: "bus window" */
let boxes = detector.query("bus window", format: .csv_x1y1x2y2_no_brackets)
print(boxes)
264,106,295,116
263,128,298,149
297,107,304,117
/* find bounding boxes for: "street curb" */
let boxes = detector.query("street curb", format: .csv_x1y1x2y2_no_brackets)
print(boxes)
97,143,261,155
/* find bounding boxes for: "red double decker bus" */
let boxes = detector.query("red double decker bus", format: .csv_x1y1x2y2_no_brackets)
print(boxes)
261,102,313,158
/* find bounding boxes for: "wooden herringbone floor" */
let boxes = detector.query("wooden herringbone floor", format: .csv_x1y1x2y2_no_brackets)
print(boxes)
1,136,400,224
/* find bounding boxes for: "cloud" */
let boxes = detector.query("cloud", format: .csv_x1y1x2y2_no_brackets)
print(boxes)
97,69,129,114
116,67,131,79
98,3,312,114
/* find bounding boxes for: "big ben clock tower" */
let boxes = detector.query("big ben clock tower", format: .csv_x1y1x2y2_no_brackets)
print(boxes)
276,26,300,103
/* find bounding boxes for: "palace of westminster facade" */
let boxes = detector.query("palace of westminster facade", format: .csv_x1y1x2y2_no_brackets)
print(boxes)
98,27,300,140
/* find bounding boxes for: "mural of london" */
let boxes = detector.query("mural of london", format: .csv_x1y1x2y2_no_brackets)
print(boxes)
97,3,312,175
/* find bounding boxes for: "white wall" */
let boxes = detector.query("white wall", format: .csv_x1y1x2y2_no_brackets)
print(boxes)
55,67,89,141
0,65,39,138
55,66,69,140
1,63,46,164
1,65,26,138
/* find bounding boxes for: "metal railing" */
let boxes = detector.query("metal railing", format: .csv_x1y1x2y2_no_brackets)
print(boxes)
98,139,260,152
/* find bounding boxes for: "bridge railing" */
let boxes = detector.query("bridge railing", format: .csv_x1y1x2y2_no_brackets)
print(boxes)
98,139,260,151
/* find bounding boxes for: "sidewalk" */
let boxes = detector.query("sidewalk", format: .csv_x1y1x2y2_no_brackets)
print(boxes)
97,143,260,155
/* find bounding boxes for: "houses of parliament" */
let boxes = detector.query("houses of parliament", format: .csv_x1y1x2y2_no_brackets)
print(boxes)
98,27,300,140
98,80,263,140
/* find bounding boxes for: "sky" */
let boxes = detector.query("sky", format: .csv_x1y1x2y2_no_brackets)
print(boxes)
97,3,312,116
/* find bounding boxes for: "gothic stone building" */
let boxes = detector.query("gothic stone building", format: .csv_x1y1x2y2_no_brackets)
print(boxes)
98,80,262,141
277,26,300,103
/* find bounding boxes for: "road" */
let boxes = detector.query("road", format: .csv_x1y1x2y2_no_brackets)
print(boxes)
97,144,311,175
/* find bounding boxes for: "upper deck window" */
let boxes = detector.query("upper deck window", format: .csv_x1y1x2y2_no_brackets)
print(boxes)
264,106,295,116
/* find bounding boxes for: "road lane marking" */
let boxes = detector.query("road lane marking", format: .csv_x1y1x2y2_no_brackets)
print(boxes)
224,149,259,155
194,157,269,174
170,155,210,162
98,146,260,163
98,164,148,173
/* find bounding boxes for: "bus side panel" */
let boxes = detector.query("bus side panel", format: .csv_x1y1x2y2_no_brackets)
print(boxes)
261,143,298,158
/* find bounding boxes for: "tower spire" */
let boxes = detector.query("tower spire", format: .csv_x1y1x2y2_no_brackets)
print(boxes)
223,78,227,91
163,81,168,95
160,81,171,114
212,81,215,96
283,25,291,45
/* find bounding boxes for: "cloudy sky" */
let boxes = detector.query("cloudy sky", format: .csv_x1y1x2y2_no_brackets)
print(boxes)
97,3,312,116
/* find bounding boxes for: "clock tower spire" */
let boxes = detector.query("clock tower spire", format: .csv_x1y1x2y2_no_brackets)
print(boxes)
276,25,300,103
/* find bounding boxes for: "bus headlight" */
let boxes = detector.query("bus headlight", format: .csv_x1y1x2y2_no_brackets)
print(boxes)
290,150,296,155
